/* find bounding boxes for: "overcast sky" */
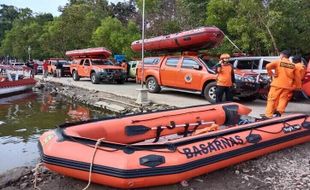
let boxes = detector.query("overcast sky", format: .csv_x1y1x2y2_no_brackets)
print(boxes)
0,0,124,16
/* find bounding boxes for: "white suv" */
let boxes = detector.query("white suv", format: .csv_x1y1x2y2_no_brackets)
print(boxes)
230,56,279,74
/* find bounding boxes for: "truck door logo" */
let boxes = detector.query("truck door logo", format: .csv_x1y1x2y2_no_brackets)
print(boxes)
185,73,192,83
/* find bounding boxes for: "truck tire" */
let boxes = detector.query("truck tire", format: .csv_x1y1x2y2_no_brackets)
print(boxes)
72,70,80,81
91,72,99,84
116,79,125,84
203,81,216,103
146,76,161,93
238,95,257,102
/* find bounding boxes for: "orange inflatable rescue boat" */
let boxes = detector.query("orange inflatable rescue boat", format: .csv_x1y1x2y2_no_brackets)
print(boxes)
38,102,310,189
131,26,224,52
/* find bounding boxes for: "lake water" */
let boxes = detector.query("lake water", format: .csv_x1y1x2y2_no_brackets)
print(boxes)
0,90,114,173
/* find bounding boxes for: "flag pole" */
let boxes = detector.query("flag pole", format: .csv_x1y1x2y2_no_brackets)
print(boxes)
141,0,145,88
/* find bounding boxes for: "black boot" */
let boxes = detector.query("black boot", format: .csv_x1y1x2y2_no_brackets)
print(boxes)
273,111,281,117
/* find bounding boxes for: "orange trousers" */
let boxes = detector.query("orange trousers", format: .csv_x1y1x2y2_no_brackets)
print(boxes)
274,91,293,110
265,87,292,118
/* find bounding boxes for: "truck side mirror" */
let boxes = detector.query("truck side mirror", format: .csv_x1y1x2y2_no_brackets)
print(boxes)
193,65,202,70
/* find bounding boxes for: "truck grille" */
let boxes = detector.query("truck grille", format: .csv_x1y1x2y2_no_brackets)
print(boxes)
106,69,122,75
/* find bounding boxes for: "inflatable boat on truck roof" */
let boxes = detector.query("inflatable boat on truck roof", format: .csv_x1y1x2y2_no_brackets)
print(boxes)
38,102,310,189
131,26,224,52
66,47,112,59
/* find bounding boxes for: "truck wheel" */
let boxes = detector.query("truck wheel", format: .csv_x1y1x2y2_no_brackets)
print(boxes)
203,81,216,103
238,95,257,102
72,71,80,81
116,79,125,84
91,72,99,84
146,77,161,93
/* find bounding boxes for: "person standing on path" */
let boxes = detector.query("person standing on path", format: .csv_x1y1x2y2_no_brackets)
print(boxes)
264,50,302,118
42,60,49,78
56,60,62,78
215,53,235,103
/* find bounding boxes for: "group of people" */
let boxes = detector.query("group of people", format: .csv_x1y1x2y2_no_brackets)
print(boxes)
215,51,305,118
41,60,63,78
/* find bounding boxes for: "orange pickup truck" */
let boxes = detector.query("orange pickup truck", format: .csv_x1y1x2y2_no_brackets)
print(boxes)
70,58,126,84
136,55,261,102
47,58,71,77
67,48,126,84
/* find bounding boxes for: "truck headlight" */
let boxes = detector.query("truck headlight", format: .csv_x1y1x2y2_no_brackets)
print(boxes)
243,76,256,83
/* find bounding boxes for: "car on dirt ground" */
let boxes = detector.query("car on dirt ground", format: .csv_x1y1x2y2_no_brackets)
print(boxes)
128,61,138,79
230,56,309,99
47,58,71,77
136,55,261,103
70,58,126,84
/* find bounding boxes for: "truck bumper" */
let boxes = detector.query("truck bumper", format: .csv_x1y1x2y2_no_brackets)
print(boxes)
233,82,259,97
97,72,126,81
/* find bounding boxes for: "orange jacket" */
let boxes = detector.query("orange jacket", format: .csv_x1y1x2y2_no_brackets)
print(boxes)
266,58,301,90
216,63,235,87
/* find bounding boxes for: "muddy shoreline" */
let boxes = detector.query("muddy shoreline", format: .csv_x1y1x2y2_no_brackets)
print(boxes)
1,80,309,190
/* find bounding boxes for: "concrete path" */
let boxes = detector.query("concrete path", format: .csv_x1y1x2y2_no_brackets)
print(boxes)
35,75,310,117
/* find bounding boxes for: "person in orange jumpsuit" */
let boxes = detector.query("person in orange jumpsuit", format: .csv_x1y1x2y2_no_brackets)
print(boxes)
274,55,306,109
216,53,235,103
265,50,302,118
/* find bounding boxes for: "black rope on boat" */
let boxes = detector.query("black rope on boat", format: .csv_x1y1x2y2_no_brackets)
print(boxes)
183,123,190,137
153,126,164,143
190,121,202,135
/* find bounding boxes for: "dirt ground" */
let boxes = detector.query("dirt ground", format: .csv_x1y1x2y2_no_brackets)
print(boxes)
1,81,309,190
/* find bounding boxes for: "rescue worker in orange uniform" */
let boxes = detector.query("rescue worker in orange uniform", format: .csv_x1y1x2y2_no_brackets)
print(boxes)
216,53,235,103
274,55,306,109
265,50,302,118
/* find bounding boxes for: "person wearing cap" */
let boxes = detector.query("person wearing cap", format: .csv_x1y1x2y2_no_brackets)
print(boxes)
264,50,302,118
215,53,235,103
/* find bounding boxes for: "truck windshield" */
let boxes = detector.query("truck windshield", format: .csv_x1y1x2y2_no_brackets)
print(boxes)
199,58,217,74
92,59,113,65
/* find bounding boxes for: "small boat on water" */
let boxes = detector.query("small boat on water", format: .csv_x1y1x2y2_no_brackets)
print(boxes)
38,102,310,189
0,65,36,96
131,26,224,52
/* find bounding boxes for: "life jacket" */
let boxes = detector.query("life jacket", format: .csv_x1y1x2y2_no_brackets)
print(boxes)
267,58,300,90
216,63,234,87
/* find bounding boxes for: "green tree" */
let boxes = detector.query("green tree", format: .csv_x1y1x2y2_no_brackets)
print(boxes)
0,5,19,45
92,17,140,59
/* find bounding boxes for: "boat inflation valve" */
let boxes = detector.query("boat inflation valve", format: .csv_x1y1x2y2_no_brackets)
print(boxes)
140,155,165,168
246,134,262,144
302,121,310,129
